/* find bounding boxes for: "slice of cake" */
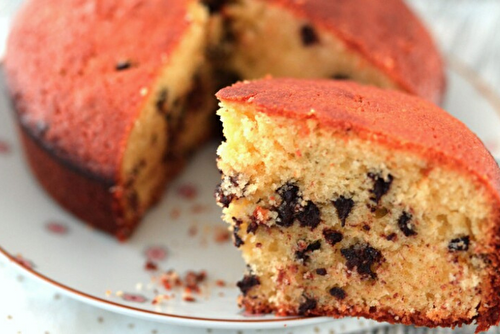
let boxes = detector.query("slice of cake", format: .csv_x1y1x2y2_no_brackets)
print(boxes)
215,78,500,331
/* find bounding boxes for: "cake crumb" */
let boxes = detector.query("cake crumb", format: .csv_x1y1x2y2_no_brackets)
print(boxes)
215,279,226,287
176,184,198,200
188,225,198,237
183,295,196,302
191,204,209,214
214,226,231,243
145,260,158,271
170,208,181,219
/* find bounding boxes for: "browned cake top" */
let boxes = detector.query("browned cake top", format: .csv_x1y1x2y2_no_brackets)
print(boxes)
5,0,194,181
217,78,500,194
268,0,445,104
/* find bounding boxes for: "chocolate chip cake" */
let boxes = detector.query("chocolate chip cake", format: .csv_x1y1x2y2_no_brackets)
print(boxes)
215,78,500,331
5,0,444,239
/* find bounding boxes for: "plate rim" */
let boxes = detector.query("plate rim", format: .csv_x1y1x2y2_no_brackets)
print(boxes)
0,248,334,329
1,57,499,329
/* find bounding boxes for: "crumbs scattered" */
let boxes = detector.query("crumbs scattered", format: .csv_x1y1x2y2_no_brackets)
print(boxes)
145,260,158,271
188,225,198,237
215,279,226,287
155,269,208,304
214,226,231,243
170,208,181,219
183,295,196,302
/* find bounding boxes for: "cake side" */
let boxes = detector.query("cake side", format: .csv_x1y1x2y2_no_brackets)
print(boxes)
215,79,500,330
19,125,119,235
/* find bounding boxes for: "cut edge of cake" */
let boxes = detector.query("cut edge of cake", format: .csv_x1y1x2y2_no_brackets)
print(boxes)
215,79,500,332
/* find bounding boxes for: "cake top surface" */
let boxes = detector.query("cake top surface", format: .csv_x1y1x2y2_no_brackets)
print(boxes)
217,78,500,193
267,0,445,104
5,0,194,181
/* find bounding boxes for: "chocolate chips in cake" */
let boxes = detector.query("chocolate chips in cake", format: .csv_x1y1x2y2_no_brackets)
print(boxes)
341,243,383,279
368,173,394,204
237,275,260,295
332,196,354,227
300,25,319,46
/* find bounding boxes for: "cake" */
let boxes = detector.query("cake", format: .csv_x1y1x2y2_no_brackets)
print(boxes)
5,0,444,239
215,78,500,331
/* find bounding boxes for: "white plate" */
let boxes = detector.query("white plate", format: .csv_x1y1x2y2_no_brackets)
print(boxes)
0,60,499,331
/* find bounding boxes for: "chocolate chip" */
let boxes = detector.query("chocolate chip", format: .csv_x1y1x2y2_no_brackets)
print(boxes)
232,217,243,226
315,268,327,276
298,296,317,315
332,196,354,227
332,74,350,80
297,201,321,229
278,182,300,203
329,287,346,300
307,240,321,252
236,275,260,295
116,60,132,71
276,182,301,227
246,220,258,234
386,233,397,241
341,243,382,279
200,0,227,14
247,209,265,234
295,240,321,263
368,173,394,204
323,229,343,246
448,236,470,252
215,184,235,208
233,225,244,248
300,25,319,46
362,225,371,231
398,212,417,237
156,89,168,113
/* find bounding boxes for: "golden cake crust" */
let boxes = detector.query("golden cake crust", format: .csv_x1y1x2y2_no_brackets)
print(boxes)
217,79,500,193
5,0,193,181
266,0,445,104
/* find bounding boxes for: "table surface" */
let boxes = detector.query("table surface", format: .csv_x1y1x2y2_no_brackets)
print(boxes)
1,1,499,333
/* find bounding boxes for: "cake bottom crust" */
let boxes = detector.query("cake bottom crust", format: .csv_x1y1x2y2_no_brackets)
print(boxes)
240,298,477,330
18,122,193,240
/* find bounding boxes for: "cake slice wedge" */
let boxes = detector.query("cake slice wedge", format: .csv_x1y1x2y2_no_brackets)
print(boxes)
215,78,500,331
